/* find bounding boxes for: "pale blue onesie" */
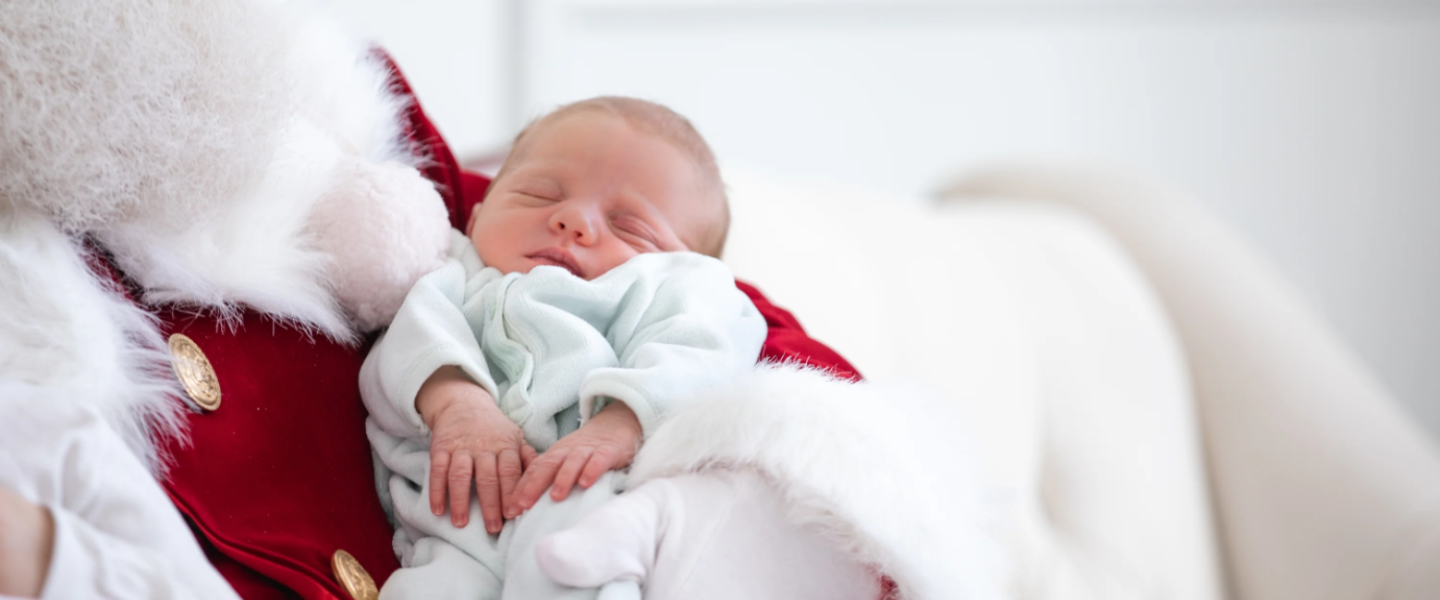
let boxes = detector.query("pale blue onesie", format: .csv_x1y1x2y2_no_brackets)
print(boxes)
359,231,766,600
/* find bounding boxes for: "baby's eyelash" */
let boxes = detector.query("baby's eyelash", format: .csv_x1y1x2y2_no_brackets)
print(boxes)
611,217,658,245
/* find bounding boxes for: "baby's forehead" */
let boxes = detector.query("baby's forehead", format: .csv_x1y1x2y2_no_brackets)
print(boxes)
498,105,728,255
508,113,709,186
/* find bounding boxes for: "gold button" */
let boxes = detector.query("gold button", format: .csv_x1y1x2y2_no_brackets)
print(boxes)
332,549,378,600
167,333,222,412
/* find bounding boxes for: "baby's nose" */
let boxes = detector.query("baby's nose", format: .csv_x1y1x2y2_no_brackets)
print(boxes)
552,206,597,243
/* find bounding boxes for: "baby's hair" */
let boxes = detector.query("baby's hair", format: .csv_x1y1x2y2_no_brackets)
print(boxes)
498,96,730,258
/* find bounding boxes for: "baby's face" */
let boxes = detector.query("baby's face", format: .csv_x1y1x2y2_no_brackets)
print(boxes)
468,111,713,280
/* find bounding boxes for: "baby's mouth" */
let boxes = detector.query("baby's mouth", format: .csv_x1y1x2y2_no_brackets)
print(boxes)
526,248,584,279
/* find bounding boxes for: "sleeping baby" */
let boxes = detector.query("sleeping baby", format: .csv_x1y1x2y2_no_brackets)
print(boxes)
358,96,767,599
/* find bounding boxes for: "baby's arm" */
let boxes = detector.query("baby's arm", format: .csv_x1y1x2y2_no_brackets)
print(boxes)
361,230,533,533
511,253,766,511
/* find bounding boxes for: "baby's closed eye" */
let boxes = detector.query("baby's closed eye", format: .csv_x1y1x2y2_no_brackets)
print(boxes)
610,215,660,247
514,190,559,204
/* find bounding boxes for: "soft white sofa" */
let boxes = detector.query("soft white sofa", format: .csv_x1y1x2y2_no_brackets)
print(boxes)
718,164,1440,600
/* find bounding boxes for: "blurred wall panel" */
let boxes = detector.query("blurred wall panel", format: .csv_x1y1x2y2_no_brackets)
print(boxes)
345,0,511,154
516,0,1440,436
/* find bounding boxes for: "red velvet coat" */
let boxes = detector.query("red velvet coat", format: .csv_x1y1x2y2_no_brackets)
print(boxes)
117,61,861,599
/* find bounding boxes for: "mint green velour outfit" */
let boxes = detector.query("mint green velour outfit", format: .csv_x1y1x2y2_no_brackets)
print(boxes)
359,231,766,600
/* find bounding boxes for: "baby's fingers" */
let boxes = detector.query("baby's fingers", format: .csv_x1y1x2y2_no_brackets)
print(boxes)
476,452,503,534
429,449,451,517
497,449,523,521
447,452,474,528
549,448,593,502
577,446,617,490
521,444,539,470
515,449,566,511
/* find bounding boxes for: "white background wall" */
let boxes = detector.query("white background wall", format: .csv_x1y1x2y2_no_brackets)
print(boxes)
343,0,1440,438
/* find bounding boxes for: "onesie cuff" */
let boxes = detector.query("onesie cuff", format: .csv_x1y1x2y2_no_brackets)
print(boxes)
579,380,661,438
397,343,500,434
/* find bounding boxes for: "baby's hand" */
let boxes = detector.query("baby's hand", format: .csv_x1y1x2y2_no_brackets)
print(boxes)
418,367,538,534
511,402,642,515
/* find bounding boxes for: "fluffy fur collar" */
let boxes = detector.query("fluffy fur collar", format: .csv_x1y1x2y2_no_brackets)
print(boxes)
0,212,185,473
1,0,434,342
630,364,1004,600
0,0,450,469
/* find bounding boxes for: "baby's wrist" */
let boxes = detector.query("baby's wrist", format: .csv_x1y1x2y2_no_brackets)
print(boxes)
594,401,643,439
417,367,496,427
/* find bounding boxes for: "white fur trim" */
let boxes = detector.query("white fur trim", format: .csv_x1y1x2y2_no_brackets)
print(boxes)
311,158,450,332
0,0,452,472
1,0,443,342
0,0,292,233
630,363,1004,600
99,117,355,340
0,212,187,474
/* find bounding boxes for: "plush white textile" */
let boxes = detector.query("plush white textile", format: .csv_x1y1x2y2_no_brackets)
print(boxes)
943,164,1440,600
720,173,1221,600
620,364,1002,600
1,0,448,346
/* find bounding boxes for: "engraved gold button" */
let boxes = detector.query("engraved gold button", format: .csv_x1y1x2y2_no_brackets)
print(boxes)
331,549,378,600
167,333,221,412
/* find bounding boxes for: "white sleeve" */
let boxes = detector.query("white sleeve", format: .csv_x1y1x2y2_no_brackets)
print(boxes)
359,230,502,440
577,253,768,437
0,402,239,600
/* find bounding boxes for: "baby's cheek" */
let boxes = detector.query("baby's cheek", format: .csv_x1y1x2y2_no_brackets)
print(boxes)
471,230,516,273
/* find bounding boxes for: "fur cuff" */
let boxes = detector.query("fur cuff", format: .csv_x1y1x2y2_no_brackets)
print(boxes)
629,363,1004,600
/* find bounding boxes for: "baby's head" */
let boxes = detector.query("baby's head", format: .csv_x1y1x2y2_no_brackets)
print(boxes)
468,97,728,280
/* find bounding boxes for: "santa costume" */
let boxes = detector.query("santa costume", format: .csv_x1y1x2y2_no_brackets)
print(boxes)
0,1,996,599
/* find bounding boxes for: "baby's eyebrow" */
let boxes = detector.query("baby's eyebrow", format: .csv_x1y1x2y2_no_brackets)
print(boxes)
520,176,563,190
507,172,565,194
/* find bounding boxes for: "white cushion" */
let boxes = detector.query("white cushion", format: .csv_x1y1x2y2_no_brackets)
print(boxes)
722,174,1223,600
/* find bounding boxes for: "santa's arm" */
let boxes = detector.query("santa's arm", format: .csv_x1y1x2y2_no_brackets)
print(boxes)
0,404,239,600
